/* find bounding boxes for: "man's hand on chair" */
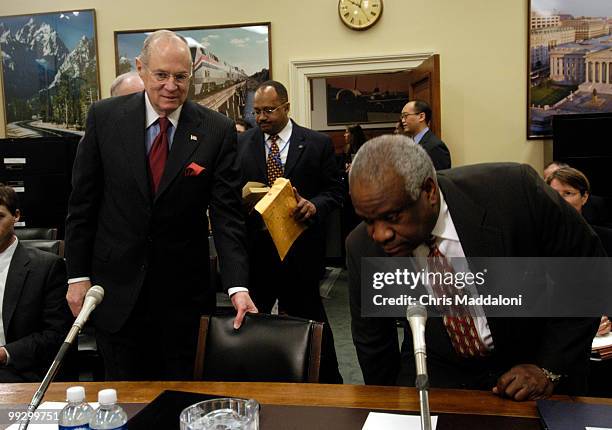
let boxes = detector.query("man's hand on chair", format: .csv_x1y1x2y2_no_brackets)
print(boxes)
231,292,258,329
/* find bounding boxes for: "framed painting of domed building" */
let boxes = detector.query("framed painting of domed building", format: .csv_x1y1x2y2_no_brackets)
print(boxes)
0,9,100,138
528,0,612,139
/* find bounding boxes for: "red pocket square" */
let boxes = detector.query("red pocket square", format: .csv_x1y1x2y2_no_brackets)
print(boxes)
185,162,205,176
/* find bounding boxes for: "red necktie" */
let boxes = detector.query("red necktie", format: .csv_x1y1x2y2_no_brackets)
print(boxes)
149,117,170,194
266,135,283,186
428,241,488,358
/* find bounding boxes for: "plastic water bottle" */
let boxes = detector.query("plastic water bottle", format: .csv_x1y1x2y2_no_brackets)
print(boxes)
89,389,128,429
58,386,94,430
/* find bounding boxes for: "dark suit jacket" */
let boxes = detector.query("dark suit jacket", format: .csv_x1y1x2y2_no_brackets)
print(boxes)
2,243,71,382
237,121,343,278
65,92,248,333
592,224,612,256
419,130,451,170
348,163,602,393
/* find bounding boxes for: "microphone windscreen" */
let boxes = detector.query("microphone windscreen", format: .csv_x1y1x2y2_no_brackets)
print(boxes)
86,285,105,304
406,305,427,320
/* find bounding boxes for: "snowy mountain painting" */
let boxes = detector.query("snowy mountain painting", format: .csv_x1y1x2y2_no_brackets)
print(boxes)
0,10,99,138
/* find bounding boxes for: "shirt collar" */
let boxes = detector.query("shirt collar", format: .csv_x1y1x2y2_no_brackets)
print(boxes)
144,92,183,130
414,127,429,145
264,119,293,144
430,188,460,242
0,236,18,269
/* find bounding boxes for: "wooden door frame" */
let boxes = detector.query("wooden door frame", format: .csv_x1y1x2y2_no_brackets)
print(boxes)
289,52,434,128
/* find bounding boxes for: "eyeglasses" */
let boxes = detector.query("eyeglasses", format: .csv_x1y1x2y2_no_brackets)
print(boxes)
142,63,192,85
251,101,289,117
400,112,421,120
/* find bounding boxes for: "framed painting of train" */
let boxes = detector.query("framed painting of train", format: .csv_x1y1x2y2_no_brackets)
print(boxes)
0,9,100,138
114,22,271,122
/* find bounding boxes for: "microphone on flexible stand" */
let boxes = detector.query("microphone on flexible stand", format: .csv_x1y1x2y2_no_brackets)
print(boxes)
406,305,432,430
18,285,104,430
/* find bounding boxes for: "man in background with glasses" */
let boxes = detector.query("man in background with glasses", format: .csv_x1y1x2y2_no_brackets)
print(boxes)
65,30,256,380
400,100,451,170
237,80,344,383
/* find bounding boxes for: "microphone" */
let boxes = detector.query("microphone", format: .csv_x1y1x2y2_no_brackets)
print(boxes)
407,305,428,378
406,305,432,430
18,286,105,430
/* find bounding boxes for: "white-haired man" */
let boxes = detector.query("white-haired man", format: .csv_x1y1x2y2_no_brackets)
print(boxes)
348,134,602,400
65,30,256,380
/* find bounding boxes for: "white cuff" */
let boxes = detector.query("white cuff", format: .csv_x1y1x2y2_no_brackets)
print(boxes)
227,287,249,296
68,277,90,284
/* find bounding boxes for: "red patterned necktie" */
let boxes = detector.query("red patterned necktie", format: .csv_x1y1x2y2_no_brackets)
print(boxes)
148,117,170,194
266,135,283,186
427,241,488,358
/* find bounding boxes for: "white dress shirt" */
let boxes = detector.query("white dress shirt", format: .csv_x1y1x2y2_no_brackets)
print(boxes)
264,120,293,166
0,236,19,362
413,190,494,351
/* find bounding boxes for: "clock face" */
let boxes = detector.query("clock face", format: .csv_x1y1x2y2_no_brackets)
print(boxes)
338,0,383,30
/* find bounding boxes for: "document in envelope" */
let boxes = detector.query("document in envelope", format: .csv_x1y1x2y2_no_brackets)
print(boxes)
255,178,306,260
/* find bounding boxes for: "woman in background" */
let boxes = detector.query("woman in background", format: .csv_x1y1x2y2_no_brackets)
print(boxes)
546,167,611,337
343,124,367,160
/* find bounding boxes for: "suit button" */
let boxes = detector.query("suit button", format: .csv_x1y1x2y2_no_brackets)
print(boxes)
141,264,146,271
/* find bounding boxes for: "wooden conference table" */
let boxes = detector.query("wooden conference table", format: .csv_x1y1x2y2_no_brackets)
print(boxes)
0,382,611,429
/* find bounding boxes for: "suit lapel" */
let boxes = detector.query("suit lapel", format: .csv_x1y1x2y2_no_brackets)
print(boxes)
118,93,149,203
251,128,267,181
438,175,505,343
284,121,306,178
3,243,29,332
438,175,503,257
156,101,202,201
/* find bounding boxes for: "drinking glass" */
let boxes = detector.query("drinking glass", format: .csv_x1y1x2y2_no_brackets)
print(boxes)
179,397,259,430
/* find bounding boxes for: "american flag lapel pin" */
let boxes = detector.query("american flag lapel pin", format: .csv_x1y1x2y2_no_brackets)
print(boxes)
190,134,198,142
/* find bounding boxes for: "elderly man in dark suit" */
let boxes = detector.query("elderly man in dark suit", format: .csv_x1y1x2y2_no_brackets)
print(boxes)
400,100,451,170
65,30,256,380
0,184,71,382
237,80,343,383
348,135,602,400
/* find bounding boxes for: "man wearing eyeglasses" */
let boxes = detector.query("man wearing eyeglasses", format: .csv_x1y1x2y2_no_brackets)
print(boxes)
237,80,344,383
400,100,451,170
65,30,255,380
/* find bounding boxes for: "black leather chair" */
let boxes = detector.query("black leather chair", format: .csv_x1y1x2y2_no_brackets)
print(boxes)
194,313,323,383
20,239,63,257
14,227,58,240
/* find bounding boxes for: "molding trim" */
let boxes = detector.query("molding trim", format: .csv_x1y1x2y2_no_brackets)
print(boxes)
289,52,433,127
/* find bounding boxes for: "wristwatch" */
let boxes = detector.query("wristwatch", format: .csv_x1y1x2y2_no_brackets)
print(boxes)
541,368,563,384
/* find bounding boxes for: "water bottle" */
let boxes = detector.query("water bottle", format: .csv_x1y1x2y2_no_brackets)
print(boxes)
89,389,128,430
58,386,94,430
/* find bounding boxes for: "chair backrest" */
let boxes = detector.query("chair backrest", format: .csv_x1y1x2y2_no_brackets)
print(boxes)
15,227,58,240
20,239,64,257
194,313,323,383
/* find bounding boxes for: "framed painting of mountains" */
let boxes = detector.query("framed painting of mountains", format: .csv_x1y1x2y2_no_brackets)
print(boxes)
0,9,100,138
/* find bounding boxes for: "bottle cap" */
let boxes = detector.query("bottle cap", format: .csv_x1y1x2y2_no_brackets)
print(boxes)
98,389,117,405
66,386,86,402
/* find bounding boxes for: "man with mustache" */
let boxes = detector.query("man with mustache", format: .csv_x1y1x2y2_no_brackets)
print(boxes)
237,80,343,383
348,134,602,400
